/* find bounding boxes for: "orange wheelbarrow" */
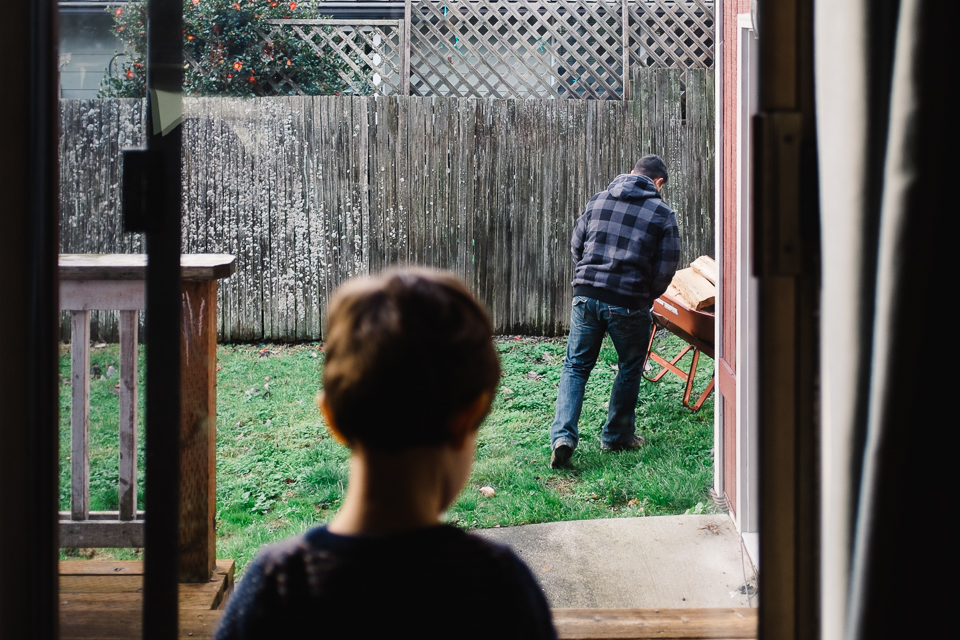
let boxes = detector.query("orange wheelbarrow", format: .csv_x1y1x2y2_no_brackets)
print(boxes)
643,293,716,412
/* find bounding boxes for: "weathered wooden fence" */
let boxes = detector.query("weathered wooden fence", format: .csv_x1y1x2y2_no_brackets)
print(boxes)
59,68,713,340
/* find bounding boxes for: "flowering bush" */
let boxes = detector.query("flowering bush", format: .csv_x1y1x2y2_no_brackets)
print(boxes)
99,4,147,97
99,0,353,97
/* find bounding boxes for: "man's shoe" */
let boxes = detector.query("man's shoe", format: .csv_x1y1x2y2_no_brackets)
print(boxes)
550,443,574,469
601,435,646,452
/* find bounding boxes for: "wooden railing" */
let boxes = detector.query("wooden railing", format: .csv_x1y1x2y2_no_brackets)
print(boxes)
59,254,235,580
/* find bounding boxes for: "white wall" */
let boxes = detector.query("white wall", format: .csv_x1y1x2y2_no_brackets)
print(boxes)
59,10,123,100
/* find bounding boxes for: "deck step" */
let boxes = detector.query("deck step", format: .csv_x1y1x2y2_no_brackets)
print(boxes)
59,610,222,639
58,562,754,639
553,608,757,639
59,559,234,613
59,605,755,639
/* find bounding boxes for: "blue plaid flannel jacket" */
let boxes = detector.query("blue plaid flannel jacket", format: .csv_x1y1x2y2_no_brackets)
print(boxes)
570,173,681,309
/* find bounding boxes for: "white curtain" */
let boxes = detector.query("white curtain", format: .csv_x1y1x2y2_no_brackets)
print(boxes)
815,0,945,637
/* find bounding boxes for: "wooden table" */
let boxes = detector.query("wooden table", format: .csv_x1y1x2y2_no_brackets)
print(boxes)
59,254,236,582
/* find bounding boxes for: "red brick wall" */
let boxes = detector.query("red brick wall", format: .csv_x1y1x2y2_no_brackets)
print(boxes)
721,0,753,375
718,0,752,516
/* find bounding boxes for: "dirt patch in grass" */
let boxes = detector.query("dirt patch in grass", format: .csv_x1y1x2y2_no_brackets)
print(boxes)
545,476,577,496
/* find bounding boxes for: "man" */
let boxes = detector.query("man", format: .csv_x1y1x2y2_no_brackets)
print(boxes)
549,155,680,469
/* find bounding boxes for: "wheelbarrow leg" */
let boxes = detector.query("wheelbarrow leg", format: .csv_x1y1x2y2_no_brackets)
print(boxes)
688,377,716,411
645,332,716,412
679,348,716,412
644,328,696,383
682,348,700,408
679,348,715,411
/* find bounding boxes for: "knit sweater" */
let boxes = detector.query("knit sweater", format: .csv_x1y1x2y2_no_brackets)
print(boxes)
570,173,681,309
214,525,556,640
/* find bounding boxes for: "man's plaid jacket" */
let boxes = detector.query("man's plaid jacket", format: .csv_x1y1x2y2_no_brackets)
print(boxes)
570,173,681,310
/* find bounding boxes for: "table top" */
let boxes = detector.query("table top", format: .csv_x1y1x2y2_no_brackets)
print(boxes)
59,254,236,281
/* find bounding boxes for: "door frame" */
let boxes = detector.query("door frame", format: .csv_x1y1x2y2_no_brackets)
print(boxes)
735,12,761,549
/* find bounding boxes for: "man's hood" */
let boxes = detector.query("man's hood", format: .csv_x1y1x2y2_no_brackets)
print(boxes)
606,173,661,200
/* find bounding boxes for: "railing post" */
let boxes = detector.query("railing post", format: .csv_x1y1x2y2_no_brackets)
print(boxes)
119,310,139,521
178,280,219,582
70,310,90,521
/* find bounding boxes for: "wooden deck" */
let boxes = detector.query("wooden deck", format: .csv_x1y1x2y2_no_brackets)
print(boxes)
552,608,757,639
58,560,756,639
59,559,234,639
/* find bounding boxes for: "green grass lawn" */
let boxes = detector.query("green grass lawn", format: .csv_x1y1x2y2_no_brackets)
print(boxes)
59,333,715,573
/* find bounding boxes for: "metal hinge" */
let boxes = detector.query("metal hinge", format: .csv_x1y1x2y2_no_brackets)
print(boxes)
755,111,803,276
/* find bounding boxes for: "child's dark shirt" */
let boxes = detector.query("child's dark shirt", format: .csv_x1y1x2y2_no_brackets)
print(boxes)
215,524,557,639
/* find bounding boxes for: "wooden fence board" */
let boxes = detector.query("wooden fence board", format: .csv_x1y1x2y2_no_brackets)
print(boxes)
496,98,517,330
303,96,323,338
60,76,713,339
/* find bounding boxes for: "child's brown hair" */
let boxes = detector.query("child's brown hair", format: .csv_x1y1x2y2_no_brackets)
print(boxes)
321,268,500,451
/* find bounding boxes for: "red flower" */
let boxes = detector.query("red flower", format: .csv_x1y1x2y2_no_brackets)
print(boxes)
232,2,241,9
233,61,243,71
289,2,297,9
227,73,233,78
115,8,122,17
187,34,195,41
192,0,199,4
248,76,256,83
126,70,134,79
270,1,278,5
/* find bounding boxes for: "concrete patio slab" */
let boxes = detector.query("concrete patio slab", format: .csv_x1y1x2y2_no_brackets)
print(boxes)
475,515,758,609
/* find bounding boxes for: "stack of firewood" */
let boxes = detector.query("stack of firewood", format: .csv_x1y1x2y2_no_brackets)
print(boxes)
664,255,716,311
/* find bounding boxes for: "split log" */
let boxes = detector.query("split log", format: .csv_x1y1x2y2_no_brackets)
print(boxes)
691,255,717,285
670,267,716,311
664,284,685,303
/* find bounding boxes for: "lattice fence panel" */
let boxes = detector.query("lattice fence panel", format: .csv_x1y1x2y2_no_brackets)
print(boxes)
181,4,714,99
262,19,405,95
409,0,627,99
627,1,714,68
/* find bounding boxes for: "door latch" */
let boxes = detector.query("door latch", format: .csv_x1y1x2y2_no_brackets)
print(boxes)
121,148,165,234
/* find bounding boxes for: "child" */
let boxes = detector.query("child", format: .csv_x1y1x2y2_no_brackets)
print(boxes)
215,268,556,639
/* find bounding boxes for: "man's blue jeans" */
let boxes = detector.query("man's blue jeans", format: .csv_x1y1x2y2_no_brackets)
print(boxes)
549,296,652,450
